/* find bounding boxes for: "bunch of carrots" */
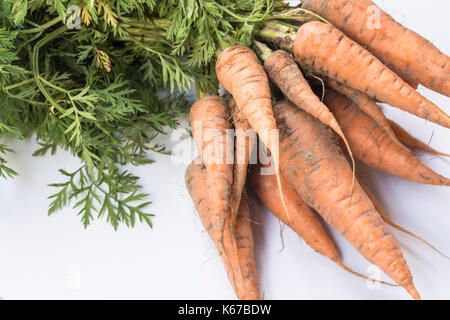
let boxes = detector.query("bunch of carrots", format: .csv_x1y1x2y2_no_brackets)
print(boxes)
185,0,449,300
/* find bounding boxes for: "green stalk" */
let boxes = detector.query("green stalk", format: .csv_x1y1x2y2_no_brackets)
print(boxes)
126,18,171,30
255,21,296,52
266,8,332,25
124,27,165,37
19,17,63,34
4,78,35,91
117,35,167,44
15,31,44,54
217,4,271,23
32,25,69,115
3,92,48,106
253,40,273,61
120,28,169,45
40,77,70,94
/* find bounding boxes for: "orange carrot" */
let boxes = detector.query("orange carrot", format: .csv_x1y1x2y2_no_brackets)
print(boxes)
389,119,450,157
229,97,256,279
216,45,290,223
294,21,450,129
274,100,419,299
185,161,260,299
263,50,347,148
263,49,356,174
326,78,408,151
403,79,419,91
302,0,450,97
325,89,449,186
250,166,397,285
229,98,256,222
251,166,338,260
190,96,234,266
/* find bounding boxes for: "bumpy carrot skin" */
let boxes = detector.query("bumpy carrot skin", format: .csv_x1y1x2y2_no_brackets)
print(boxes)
264,50,346,144
264,50,356,174
326,78,408,151
325,89,449,186
403,79,419,91
216,45,290,223
251,166,397,286
389,120,450,157
294,21,450,129
302,0,450,97
229,98,256,281
274,100,419,299
225,191,260,299
216,46,277,155
185,161,260,300
229,98,256,220
250,167,338,260
190,96,234,263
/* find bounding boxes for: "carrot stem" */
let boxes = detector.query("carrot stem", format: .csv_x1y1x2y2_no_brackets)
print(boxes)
253,41,273,61
266,8,332,25
19,16,62,34
255,22,296,51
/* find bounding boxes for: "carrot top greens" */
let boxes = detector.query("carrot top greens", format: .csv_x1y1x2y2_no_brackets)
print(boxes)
0,1,314,228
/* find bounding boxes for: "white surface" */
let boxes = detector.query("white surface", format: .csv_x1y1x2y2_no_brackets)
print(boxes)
1,0,450,300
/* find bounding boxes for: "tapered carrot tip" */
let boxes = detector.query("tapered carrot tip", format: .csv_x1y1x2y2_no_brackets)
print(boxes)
406,285,421,300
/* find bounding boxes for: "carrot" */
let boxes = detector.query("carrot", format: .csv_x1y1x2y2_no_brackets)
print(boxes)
293,21,450,129
185,161,260,299
326,78,409,151
263,49,345,146
389,119,450,157
216,45,290,223
403,79,419,91
274,100,419,299
228,97,256,280
262,49,356,176
250,165,397,286
229,98,256,223
190,96,234,267
302,0,450,97
358,179,449,260
325,89,449,186
251,165,338,260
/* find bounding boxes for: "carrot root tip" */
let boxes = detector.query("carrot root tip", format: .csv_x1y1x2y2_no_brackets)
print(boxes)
405,285,421,300
335,260,397,287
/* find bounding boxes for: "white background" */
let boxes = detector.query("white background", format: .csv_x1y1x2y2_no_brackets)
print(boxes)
0,0,449,300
